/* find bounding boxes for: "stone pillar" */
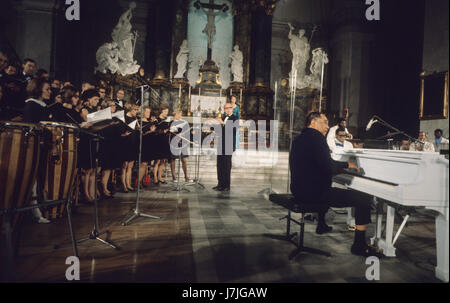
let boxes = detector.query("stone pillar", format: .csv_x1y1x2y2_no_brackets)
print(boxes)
146,0,175,82
329,0,375,136
244,0,276,120
249,2,273,87
10,0,56,72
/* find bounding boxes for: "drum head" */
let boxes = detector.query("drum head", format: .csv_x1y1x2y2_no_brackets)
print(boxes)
0,121,42,131
39,121,79,130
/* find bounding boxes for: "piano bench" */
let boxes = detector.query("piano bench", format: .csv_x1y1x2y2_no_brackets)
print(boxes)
266,194,331,260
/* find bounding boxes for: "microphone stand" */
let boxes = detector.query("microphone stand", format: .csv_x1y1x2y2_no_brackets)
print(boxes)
76,125,118,249
370,115,423,148
169,130,199,193
122,85,160,226
189,110,205,190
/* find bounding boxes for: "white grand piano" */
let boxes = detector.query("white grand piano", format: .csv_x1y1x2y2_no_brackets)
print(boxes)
332,149,449,282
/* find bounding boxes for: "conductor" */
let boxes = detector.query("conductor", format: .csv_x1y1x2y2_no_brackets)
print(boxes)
212,102,238,192
290,112,379,257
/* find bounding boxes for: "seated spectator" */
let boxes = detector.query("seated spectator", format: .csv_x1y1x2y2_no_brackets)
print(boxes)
433,129,449,151
326,118,353,150
410,131,435,152
400,140,411,151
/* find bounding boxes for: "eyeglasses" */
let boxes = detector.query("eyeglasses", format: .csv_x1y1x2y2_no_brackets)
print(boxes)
224,107,232,109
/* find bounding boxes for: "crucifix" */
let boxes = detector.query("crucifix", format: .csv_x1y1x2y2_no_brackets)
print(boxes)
194,0,229,61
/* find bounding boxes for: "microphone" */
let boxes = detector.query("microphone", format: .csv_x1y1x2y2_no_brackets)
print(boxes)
366,117,378,131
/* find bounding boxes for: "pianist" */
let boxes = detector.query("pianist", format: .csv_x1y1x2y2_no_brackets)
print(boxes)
290,112,379,257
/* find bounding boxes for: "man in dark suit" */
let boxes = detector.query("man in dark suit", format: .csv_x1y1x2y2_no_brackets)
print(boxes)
18,58,36,84
290,112,379,257
213,102,238,192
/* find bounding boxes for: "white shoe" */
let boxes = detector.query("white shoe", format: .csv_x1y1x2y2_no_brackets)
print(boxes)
37,217,51,224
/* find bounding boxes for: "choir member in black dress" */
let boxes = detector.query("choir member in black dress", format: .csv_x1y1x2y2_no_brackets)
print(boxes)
98,100,121,198
79,89,101,202
120,102,139,192
138,106,157,188
23,78,52,123
22,78,52,223
169,110,190,182
153,104,171,184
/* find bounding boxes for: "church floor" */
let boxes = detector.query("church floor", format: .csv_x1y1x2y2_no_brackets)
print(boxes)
9,180,442,283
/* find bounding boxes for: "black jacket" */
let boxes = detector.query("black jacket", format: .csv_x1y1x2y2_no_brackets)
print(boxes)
23,99,51,123
215,113,237,155
290,127,348,200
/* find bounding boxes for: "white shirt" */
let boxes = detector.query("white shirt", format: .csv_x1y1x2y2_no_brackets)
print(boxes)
409,141,435,152
327,125,352,150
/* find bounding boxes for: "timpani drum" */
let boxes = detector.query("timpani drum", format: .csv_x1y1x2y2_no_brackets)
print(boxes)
0,121,42,234
38,121,79,219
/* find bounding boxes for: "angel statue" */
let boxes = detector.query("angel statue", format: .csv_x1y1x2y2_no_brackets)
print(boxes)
288,22,311,88
94,42,120,74
308,48,329,89
174,40,190,79
229,45,243,83
110,2,140,75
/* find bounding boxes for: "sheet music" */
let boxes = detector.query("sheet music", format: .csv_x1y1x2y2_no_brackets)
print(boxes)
112,110,125,122
87,107,112,122
128,120,137,130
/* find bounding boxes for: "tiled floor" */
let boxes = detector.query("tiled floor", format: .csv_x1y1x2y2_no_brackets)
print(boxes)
2,179,442,283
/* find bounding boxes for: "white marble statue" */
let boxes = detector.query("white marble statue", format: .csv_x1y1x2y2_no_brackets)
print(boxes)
308,48,329,89
109,2,140,76
229,45,243,83
174,40,189,78
288,23,311,89
94,42,120,74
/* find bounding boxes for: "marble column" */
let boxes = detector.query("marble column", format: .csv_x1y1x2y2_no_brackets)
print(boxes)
244,0,276,120
249,3,273,87
329,0,375,136
9,0,56,73
146,0,175,82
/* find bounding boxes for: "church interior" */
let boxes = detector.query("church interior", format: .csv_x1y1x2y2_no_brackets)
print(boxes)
0,0,449,285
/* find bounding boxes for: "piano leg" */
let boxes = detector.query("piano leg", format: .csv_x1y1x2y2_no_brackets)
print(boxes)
371,198,383,246
435,207,449,283
371,202,397,257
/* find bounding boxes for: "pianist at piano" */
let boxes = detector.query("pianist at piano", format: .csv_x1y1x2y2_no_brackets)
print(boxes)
290,112,380,257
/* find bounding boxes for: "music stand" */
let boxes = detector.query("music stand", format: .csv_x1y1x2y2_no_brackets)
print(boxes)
122,85,160,226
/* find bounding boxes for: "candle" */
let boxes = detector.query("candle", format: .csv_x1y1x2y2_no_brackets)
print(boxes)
219,89,222,98
231,88,233,96
188,86,192,116
239,89,243,103
179,84,182,99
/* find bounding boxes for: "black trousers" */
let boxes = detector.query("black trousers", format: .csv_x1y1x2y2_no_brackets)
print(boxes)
294,188,372,225
217,155,232,189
